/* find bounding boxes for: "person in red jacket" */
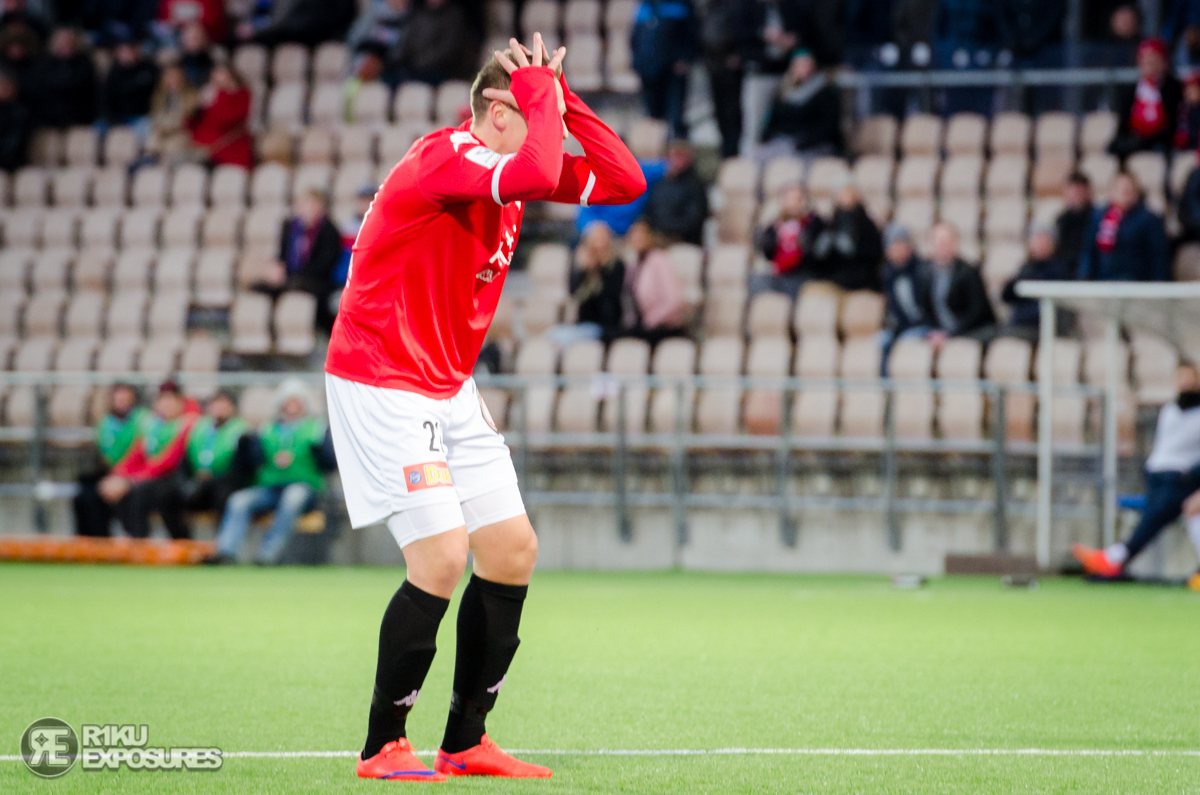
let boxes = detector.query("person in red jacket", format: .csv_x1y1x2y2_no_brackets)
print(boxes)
326,34,645,782
97,380,201,539
156,0,226,43
186,62,252,168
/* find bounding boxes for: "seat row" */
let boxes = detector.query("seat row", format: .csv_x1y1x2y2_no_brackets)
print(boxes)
854,110,1118,160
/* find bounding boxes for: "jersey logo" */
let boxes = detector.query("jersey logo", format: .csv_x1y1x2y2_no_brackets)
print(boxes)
464,145,502,169
449,130,478,152
404,461,454,492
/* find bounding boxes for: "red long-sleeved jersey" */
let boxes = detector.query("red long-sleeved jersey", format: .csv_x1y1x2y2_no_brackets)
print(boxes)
325,66,646,398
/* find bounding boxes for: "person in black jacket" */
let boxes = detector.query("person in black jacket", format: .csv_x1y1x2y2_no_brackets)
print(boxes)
29,28,97,128
80,0,158,47
0,71,29,171
568,220,626,342
923,222,996,346
236,0,356,46
642,141,708,245
810,183,882,291
100,36,157,126
1054,171,1092,270
631,0,697,139
1110,37,1182,158
699,0,761,157
879,222,932,374
999,224,1072,342
253,187,343,334
760,49,842,156
752,182,820,298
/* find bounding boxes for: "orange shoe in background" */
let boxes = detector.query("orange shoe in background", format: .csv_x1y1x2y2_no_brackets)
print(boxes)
1072,543,1123,578
434,735,551,778
1187,572,1200,591
357,738,445,782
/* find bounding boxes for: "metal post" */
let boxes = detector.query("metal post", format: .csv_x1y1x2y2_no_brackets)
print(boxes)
883,385,900,551
671,379,688,552
1036,297,1055,569
777,385,795,548
991,385,1008,551
615,382,631,542
1102,317,1120,547
31,384,47,533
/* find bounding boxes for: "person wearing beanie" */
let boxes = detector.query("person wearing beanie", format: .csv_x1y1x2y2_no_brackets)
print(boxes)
1111,37,1182,157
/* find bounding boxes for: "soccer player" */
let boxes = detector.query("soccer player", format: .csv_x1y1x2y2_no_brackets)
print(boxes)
324,34,645,781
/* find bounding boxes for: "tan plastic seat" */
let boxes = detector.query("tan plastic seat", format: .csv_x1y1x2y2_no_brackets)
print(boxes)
96,335,141,372
1080,110,1117,155
55,336,98,371
51,166,94,207
939,155,983,198
1131,333,1180,405
308,82,345,129
1080,153,1118,196
230,291,273,354
147,290,189,338
1126,152,1166,197
274,291,317,355
64,291,106,337
895,156,938,199
394,83,434,124
181,336,221,372
565,0,601,33
838,290,885,338
600,337,651,432
854,114,897,156
695,335,744,435
941,198,981,241
521,297,560,338
893,198,935,242
267,82,307,131
434,81,472,127
64,125,99,167
13,166,49,207
743,336,790,435
555,338,605,432
0,292,23,338
626,117,668,160
40,208,79,248
238,384,278,426
935,337,982,380
48,385,94,427
563,33,604,91
273,44,311,83
793,286,839,339
314,41,349,83
4,385,35,424
983,198,1028,245
294,163,333,196
379,123,430,165
852,155,895,201
716,157,758,200
338,125,378,165
900,113,943,157
130,165,168,208
112,248,156,292
105,290,149,338
249,163,292,207
259,128,296,165
352,82,391,126
210,165,249,207
201,207,245,249
520,0,560,36
939,387,984,440
984,155,1029,198
1082,339,1130,388
985,337,1034,441
91,165,129,207
1036,338,1082,384
1170,150,1197,198
839,383,884,438
714,192,756,244
333,162,377,205
13,337,57,371
31,248,74,293
170,163,208,208
243,205,287,253
1031,154,1075,198
1176,242,1200,281
761,155,805,199
72,249,115,292
0,247,33,293
793,335,838,379
668,243,704,309
103,126,140,168
647,337,697,433
299,127,338,165
527,243,570,298
707,244,749,288
233,44,269,84
746,291,791,339
888,337,933,378
989,112,1032,156
120,208,161,249
5,207,43,247
513,337,558,434
945,113,986,156
78,208,120,250
981,242,1025,306
23,290,66,337
840,325,882,379
154,247,195,293
161,208,203,248
1034,112,1077,157
193,248,237,308
138,336,182,375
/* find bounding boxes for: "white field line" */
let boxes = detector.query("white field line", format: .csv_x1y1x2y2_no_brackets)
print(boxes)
3,748,1200,762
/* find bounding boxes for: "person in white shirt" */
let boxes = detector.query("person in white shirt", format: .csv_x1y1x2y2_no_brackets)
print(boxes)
1074,362,1200,578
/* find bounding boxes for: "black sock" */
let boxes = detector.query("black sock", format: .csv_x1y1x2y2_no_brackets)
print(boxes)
362,580,449,759
440,574,528,753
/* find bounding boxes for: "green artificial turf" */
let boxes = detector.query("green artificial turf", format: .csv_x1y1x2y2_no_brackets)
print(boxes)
2,564,1199,793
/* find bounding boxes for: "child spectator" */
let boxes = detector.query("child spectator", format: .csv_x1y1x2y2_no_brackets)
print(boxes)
752,182,819,299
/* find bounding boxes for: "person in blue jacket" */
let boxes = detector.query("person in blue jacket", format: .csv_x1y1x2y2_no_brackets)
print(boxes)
631,0,697,139
1078,171,1171,282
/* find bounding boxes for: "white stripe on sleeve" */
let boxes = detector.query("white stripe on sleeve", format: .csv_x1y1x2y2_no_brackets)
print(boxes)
579,170,597,207
491,153,517,205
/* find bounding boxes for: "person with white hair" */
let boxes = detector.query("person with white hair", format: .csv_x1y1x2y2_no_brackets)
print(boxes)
206,379,337,565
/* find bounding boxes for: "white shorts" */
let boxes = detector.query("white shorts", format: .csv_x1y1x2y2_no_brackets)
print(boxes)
325,374,525,548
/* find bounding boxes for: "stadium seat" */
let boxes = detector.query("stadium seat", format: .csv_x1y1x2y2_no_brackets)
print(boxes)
888,337,933,379
54,336,97,372
562,33,603,92
28,128,63,168
1080,110,1117,155
338,125,378,164
64,126,99,167
274,291,317,355
938,387,984,440
839,382,884,439
945,113,986,156
73,247,115,292
249,163,292,207
695,335,744,435
936,337,982,380
51,167,94,207
743,336,790,435
984,155,1029,198
605,0,637,32
13,167,49,207
807,156,851,205
64,291,106,338
648,337,697,433
13,337,57,371
940,198,981,242
5,207,43,248
0,248,32,293
1176,242,1200,281
210,165,250,207
130,166,168,208
41,209,80,248
31,248,73,293
984,337,1034,440
704,286,747,336
201,207,245,249
307,81,344,130
138,337,182,375
1032,196,1065,226
244,205,287,253
1079,153,1118,196
762,155,804,199
895,156,938,199
793,285,839,338
1082,339,1130,388
112,248,155,292
527,243,570,296
314,42,349,83
0,292,23,337
104,290,148,338
352,82,391,126
1034,112,1077,157
181,335,221,373
1031,154,1075,198
981,242,1025,308
230,291,274,354
854,114,897,157
23,290,66,337
434,81,471,127
1131,333,1179,405
794,335,838,379
564,0,600,33
271,43,310,84
707,244,750,287
161,208,203,248
333,161,377,205
1126,152,1166,198
267,82,307,131
294,163,333,195
838,290,885,338
379,123,430,166
983,198,1028,245
233,44,269,84
839,332,882,379
555,338,605,432
1037,338,1082,385
236,250,278,290
299,127,337,165
96,336,141,372
102,126,140,168
48,385,94,427
238,384,279,426
988,112,1031,156
893,198,935,242
521,297,560,338
627,118,668,160
193,248,237,308
899,113,943,157
147,290,189,338
170,163,209,208
746,291,792,339
513,337,557,434
120,208,161,249
668,243,704,310
852,155,894,200
601,337,651,432
154,247,195,293
939,155,984,198
394,83,434,124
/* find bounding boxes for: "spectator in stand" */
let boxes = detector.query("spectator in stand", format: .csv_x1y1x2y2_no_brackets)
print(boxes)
1074,362,1200,580
100,35,158,130
146,61,197,163
699,0,761,158
1111,37,1181,158
752,181,819,299
29,28,97,128
759,48,842,158
186,61,253,168
999,223,1072,342
253,187,342,334
161,390,253,530
0,21,38,99
346,0,412,85
155,0,226,44
81,0,158,47
96,380,201,539
621,220,688,344
74,383,145,537
395,0,470,84
207,379,336,566
642,140,707,245
1175,72,1200,148
631,0,696,139
1079,171,1171,281
576,157,666,236
235,0,356,47
879,222,932,370
0,71,30,170
0,0,49,50
565,220,626,343
810,182,883,291
1055,172,1093,270
178,20,213,87
922,222,995,347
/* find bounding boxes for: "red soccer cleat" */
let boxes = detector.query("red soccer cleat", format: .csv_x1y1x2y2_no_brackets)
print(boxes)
1072,543,1123,578
357,738,446,782
434,735,551,778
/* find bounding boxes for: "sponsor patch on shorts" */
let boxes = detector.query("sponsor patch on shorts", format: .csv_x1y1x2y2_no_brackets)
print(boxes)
403,461,454,492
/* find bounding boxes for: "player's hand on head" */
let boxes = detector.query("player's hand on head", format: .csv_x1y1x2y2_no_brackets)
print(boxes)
488,36,566,112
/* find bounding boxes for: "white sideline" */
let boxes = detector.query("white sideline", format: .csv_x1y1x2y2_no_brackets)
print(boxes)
4,748,1200,761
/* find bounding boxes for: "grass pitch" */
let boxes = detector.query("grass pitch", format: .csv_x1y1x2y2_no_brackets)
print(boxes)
2,564,1199,793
